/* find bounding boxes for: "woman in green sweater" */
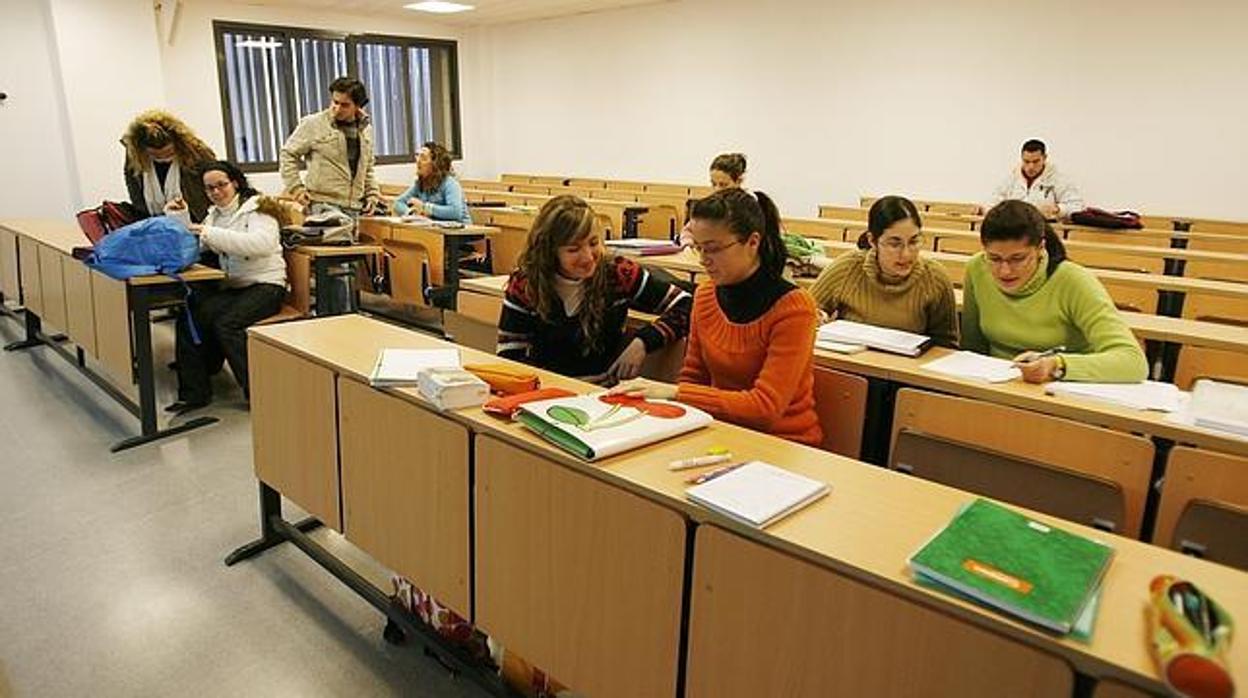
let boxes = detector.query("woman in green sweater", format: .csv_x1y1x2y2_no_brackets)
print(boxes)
807,196,958,347
962,200,1148,383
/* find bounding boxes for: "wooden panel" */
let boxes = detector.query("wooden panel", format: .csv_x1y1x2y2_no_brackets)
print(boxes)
935,236,980,255
475,434,685,698
384,239,431,306
249,338,341,531
686,525,1074,698
0,227,19,302
91,270,132,385
17,237,42,315
36,246,68,331
814,366,869,459
62,259,97,356
644,182,692,195
1067,229,1170,248
1102,282,1159,314
1154,446,1248,565
285,250,311,315
784,217,849,241
1173,345,1248,390
1185,235,1248,254
1092,679,1161,698
820,205,869,222
443,310,498,353
391,226,447,286
1181,292,1248,325
890,388,1154,538
1069,248,1165,275
337,378,471,617
1185,258,1248,283
486,226,529,276
456,289,502,325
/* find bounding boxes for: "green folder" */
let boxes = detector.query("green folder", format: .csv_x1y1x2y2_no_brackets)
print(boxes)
515,411,595,460
908,498,1114,634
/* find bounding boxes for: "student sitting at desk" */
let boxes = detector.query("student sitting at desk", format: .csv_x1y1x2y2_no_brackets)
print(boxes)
679,152,747,247
122,110,217,223
614,188,823,446
392,142,472,224
166,161,289,414
962,200,1148,384
498,195,692,383
807,195,958,347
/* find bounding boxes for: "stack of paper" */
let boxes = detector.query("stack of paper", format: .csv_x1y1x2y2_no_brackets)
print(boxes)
909,498,1113,635
1190,379,1248,437
1045,380,1182,412
686,461,830,528
814,339,868,354
921,351,1021,383
369,348,461,388
605,239,682,256
816,320,930,356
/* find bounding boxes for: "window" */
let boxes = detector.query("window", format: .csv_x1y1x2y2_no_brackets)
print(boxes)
213,22,462,172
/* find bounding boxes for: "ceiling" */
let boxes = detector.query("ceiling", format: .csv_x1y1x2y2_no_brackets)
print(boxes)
229,0,670,26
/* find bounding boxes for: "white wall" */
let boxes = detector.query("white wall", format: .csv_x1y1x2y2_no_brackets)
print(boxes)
161,0,472,194
0,0,79,218
468,0,1248,220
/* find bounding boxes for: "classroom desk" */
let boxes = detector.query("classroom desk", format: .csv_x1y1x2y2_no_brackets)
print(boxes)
0,218,225,451
287,244,383,316
358,216,497,310
238,314,1248,697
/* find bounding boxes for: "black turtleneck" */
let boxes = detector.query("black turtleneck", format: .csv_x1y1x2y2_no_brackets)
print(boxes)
715,265,797,324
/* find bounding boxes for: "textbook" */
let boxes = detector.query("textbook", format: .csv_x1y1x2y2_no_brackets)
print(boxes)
816,320,929,357
369,348,461,388
1045,380,1181,413
686,461,829,529
1189,379,1248,437
908,498,1113,634
515,393,713,461
921,350,1021,383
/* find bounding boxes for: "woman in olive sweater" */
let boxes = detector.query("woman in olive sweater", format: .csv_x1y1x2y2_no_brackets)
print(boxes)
962,200,1148,384
807,195,958,347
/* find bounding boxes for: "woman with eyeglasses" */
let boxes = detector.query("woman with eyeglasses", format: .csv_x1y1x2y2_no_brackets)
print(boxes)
807,195,958,347
612,188,823,446
962,200,1147,384
166,160,290,415
498,195,692,384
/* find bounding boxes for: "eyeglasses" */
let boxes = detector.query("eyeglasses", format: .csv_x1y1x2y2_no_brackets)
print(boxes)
986,250,1038,269
204,181,233,192
878,235,925,252
690,240,740,257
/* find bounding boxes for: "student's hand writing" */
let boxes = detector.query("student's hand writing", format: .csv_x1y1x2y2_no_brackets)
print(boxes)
606,338,647,381
606,377,678,401
1012,352,1059,384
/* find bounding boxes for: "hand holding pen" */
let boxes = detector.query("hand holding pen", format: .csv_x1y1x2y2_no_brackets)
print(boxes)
1012,346,1065,384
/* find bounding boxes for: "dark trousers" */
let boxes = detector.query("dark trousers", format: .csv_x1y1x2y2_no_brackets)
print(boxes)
175,282,285,403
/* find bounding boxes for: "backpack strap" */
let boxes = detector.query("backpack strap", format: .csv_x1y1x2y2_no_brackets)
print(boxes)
161,269,204,346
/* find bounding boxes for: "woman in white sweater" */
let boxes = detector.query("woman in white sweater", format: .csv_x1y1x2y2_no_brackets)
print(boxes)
166,160,289,414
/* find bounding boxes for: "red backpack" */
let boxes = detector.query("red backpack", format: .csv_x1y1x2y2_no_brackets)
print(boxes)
76,201,145,244
1069,207,1144,229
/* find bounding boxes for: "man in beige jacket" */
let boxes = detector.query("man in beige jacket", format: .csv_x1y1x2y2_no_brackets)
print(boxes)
280,76,380,214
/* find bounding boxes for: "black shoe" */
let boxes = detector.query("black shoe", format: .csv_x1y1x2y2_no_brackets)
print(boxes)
164,400,209,415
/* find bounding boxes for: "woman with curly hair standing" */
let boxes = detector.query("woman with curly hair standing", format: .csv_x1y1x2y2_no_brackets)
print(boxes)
121,110,217,223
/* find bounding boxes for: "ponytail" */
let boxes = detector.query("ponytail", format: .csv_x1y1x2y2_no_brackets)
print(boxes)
981,200,1066,273
690,187,787,280
856,231,872,250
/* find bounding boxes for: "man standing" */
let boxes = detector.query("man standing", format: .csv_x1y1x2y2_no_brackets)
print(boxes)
985,139,1084,220
280,76,380,215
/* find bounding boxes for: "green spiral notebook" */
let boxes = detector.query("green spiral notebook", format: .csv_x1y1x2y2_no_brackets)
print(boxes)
908,498,1114,634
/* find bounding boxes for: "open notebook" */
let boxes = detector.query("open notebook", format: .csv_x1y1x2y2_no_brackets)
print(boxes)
515,394,713,461
921,351,1020,383
369,348,461,388
816,320,929,356
686,461,829,528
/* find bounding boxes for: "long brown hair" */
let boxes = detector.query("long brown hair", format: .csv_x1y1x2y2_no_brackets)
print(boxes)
418,141,455,193
517,195,612,354
122,110,216,176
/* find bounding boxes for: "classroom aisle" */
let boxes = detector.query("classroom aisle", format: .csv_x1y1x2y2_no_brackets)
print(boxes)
0,319,487,698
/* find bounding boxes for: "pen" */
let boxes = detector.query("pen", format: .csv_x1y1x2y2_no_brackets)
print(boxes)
685,462,745,485
669,453,733,471
1014,345,1065,365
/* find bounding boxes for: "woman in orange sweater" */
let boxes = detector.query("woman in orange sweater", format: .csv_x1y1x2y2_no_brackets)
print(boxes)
612,187,822,446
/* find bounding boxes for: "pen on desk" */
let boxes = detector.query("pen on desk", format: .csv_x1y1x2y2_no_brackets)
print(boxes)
1014,345,1065,365
685,462,745,485
668,452,733,471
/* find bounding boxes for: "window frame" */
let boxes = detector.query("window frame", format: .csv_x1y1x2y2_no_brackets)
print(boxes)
212,21,463,174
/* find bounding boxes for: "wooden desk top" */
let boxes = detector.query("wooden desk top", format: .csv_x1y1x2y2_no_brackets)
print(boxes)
292,244,385,258
360,216,496,238
248,314,1248,692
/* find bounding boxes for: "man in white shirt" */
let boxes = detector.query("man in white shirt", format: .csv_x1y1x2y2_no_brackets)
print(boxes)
985,139,1084,220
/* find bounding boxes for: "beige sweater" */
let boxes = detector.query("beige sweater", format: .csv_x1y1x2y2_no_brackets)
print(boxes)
807,248,959,347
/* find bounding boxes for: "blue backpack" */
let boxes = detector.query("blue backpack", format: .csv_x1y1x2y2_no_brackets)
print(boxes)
85,216,200,280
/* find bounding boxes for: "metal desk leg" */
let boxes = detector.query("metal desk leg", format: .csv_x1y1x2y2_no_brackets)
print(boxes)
111,286,218,452
224,481,321,565
3,309,44,352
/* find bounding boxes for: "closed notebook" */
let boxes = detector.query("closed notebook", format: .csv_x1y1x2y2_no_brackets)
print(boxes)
686,461,829,529
1190,379,1248,436
908,498,1113,634
369,348,461,387
817,320,929,356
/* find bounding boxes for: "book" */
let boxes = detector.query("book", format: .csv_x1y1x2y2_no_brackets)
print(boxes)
418,368,490,410
515,393,713,461
686,461,829,528
369,348,461,387
816,320,930,356
814,339,868,354
908,498,1114,634
1045,380,1181,412
605,239,683,256
1190,379,1248,436
921,350,1021,383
